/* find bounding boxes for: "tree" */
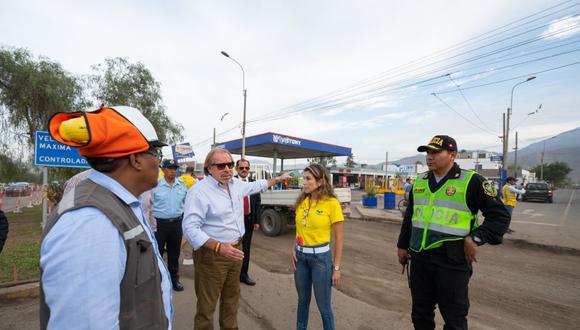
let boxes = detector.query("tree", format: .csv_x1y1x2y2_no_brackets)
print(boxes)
90,58,183,144
308,156,336,168
346,154,357,168
530,161,572,187
0,154,41,183
0,47,87,147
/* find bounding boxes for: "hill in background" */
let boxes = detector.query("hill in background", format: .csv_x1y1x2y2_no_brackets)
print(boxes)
509,127,580,183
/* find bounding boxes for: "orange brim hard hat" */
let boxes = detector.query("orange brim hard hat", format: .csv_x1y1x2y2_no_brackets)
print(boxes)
48,106,167,159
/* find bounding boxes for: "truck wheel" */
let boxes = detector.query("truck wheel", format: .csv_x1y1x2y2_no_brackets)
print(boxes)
278,214,289,235
261,209,282,237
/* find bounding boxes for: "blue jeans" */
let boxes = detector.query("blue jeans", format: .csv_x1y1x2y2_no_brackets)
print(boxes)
294,247,334,330
505,205,514,216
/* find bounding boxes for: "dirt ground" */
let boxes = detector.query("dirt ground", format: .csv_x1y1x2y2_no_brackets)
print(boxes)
250,219,580,330
2,216,578,329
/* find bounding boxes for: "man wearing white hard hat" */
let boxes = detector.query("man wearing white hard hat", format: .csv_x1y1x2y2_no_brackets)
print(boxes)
40,106,174,329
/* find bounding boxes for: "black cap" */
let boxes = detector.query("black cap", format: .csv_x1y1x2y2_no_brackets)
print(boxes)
417,135,458,152
161,159,178,168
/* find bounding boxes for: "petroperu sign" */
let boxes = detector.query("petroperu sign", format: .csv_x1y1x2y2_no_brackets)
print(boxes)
272,134,301,146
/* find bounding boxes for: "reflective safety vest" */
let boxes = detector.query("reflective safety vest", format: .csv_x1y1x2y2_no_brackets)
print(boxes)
501,184,517,207
409,169,478,252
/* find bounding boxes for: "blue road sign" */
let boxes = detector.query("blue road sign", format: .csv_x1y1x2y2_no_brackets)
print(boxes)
490,155,503,162
34,131,90,168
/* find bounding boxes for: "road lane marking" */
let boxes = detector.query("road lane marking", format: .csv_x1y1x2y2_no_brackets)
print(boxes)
511,220,560,227
518,209,544,218
560,190,575,226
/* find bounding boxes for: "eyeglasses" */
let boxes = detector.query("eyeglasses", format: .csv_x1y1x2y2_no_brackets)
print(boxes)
237,166,250,170
142,149,163,162
212,162,235,170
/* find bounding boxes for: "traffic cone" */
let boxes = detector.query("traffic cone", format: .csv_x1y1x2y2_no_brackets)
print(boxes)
27,192,34,208
13,192,23,213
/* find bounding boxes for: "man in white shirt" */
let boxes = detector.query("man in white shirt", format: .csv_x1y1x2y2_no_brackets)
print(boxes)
182,148,290,330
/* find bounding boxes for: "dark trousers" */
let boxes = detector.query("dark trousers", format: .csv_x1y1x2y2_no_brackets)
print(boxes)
410,255,471,330
240,214,253,278
154,218,183,281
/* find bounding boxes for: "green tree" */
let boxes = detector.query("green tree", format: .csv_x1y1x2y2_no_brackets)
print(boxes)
0,47,88,183
90,58,183,144
530,161,572,187
0,47,87,147
308,156,336,168
346,154,356,168
0,154,41,183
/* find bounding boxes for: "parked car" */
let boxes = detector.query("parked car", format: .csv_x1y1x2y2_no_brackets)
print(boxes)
522,182,553,203
4,182,32,197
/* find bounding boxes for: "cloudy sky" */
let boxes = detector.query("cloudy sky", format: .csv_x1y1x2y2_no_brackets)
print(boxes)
2,0,579,165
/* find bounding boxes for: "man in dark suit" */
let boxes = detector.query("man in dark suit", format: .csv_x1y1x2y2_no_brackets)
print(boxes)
235,159,261,286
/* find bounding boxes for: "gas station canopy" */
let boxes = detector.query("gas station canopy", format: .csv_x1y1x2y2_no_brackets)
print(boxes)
216,132,352,159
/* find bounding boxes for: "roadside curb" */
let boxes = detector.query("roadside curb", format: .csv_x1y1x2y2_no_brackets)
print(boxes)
354,205,403,223
0,281,39,301
505,237,580,256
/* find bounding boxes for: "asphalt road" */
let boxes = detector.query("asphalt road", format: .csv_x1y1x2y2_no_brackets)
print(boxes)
508,188,579,250
1,189,578,329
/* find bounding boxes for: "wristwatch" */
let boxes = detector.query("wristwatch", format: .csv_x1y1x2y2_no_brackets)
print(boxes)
471,235,483,246
333,265,341,271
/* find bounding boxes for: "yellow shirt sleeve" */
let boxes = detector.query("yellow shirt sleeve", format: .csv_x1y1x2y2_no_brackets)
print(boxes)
329,198,345,224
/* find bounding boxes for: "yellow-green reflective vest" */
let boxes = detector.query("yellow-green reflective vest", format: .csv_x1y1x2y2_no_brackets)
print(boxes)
409,169,478,252
501,184,517,207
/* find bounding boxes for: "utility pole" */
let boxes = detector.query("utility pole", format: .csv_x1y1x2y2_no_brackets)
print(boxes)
503,108,510,175
513,131,518,178
385,151,389,191
540,141,545,181
501,112,507,182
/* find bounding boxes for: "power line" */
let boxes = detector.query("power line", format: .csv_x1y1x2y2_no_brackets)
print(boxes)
254,19,580,124
431,92,499,136
433,60,580,94
195,1,580,146
278,1,580,115
447,74,497,133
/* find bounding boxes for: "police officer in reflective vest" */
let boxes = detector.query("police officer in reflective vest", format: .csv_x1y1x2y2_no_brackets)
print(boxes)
397,135,510,330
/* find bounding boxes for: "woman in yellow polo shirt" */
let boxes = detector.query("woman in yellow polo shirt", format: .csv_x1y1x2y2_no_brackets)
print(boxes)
291,164,344,330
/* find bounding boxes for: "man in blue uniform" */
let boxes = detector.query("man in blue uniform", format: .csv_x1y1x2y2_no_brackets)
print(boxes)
153,159,188,291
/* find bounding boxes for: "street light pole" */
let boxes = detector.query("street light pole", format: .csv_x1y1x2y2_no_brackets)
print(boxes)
221,51,247,158
502,76,536,182
513,131,518,178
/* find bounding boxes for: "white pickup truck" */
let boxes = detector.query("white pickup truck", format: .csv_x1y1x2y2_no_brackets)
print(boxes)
248,164,352,236
259,188,352,236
